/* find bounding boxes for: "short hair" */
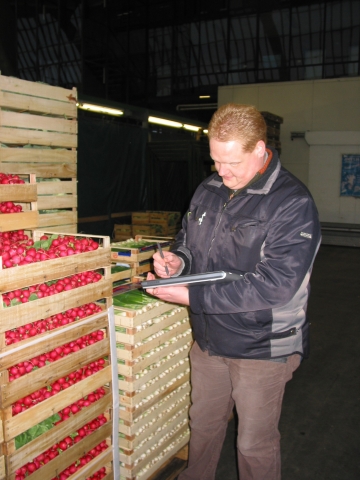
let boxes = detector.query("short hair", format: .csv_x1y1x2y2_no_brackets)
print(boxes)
208,103,267,152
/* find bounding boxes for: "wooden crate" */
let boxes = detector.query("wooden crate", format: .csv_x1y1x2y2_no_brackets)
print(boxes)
0,173,38,232
131,212,151,225
132,224,178,237
114,224,132,236
111,238,172,263
0,231,118,479
132,212,181,227
113,292,192,480
0,74,78,233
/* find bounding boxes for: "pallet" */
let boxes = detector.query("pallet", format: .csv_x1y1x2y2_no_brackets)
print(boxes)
148,445,188,480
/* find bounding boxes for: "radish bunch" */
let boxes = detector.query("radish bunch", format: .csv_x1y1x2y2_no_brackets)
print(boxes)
0,173,25,184
11,363,107,415
0,232,100,268
8,331,105,382
0,201,23,213
2,271,102,307
6,303,102,345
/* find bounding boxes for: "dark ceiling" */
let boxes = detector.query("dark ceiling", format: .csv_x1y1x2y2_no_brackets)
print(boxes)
1,0,359,124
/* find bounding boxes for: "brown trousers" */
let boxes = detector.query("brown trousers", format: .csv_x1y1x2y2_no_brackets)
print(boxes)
179,342,300,480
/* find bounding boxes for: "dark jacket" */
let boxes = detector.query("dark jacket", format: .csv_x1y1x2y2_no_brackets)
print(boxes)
172,147,321,359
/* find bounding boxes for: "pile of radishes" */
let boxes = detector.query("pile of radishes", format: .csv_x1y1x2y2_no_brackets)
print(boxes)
0,173,25,184
0,231,99,268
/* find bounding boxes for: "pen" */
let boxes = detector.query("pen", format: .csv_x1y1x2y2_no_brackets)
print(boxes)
157,242,170,276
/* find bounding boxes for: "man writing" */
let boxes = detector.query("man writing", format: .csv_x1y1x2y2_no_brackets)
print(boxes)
146,103,321,480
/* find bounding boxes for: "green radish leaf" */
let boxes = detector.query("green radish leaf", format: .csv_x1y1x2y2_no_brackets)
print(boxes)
15,413,61,449
10,298,22,306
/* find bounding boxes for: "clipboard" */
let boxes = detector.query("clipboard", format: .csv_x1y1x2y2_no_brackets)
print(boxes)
141,271,243,289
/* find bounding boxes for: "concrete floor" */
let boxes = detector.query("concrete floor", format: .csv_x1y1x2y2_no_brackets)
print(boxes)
214,245,360,480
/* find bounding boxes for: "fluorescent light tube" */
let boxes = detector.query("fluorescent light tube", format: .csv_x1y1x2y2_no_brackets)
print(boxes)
148,116,183,128
183,124,201,131
77,103,124,116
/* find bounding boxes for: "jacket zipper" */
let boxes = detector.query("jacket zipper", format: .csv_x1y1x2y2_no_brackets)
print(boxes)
205,200,229,345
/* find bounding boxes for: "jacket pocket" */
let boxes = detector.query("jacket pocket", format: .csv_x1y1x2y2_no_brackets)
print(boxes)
221,219,266,272
268,327,297,339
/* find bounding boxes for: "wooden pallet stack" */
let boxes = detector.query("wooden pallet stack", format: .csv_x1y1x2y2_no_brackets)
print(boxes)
0,185,119,479
0,74,78,233
113,289,192,480
113,212,181,242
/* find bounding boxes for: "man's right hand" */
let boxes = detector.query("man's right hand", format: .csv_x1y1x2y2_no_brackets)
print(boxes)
152,251,183,278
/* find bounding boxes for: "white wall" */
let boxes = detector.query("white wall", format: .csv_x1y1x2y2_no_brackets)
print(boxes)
218,77,360,224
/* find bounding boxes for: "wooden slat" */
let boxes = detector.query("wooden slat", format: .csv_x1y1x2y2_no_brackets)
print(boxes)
0,76,77,105
37,194,77,210
37,223,77,233
0,278,113,331
0,246,111,292
0,162,76,178
37,211,77,227
0,455,5,480
0,111,77,135
0,90,77,118
37,179,77,195
0,211,38,232
0,147,76,164
0,126,77,148
0,184,37,202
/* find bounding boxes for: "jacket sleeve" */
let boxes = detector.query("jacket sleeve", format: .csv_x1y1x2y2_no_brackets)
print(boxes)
188,193,322,315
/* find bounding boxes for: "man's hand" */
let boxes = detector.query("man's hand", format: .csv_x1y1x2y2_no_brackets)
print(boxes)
153,251,183,278
145,272,190,306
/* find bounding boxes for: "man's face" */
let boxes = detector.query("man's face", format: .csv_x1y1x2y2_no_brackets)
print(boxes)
210,138,266,190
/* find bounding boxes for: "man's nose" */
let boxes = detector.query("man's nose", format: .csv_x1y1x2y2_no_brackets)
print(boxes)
217,163,228,176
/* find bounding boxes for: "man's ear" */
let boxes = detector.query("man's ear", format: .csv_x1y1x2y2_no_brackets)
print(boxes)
254,140,266,158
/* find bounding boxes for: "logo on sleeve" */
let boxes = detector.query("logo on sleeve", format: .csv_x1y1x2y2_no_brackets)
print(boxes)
198,212,206,225
300,232,312,239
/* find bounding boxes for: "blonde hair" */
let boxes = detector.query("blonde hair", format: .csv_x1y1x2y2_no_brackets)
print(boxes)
208,103,267,152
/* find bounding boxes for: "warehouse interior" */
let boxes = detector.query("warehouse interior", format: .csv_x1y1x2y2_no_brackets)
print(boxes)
0,1,359,479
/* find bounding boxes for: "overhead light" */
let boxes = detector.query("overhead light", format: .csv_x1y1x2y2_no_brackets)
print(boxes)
77,103,124,116
199,95,211,99
203,129,208,134
183,124,201,132
148,116,183,128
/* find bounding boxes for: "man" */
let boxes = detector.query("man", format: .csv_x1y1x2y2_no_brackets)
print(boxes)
146,103,321,480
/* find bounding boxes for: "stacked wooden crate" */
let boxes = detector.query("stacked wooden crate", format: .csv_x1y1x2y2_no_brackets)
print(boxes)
110,237,173,288
131,212,181,238
0,173,38,232
0,74,78,233
0,187,119,478
261,111,283,155
113,289,192,480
